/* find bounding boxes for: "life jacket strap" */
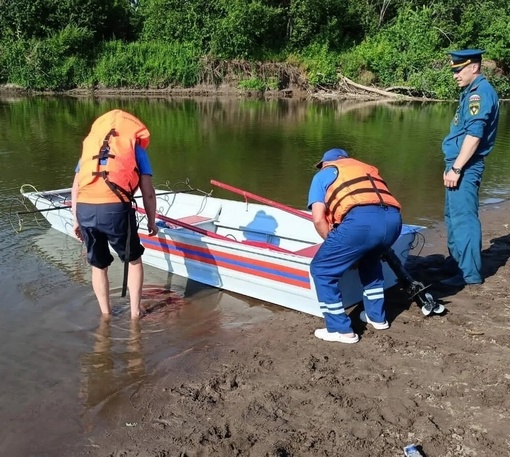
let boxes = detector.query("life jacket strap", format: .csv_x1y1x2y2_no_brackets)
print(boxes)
105,180,135,204
93,129,117,161
366,173,387,208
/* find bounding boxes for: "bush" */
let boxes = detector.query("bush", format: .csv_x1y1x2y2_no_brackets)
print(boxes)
291,43,340,88
93,41,201,89
339,6,457,95
0,26,93,90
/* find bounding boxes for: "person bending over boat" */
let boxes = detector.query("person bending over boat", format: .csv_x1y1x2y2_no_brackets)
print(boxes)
308,148,402,343
71,109,158,319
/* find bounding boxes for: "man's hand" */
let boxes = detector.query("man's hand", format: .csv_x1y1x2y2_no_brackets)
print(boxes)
147,221,159,237
311,202,330,240
443,169,461,189
73,222,83,241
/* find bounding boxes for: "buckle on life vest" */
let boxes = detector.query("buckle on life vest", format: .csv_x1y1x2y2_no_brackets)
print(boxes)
93,129,117,161
92,170,109,178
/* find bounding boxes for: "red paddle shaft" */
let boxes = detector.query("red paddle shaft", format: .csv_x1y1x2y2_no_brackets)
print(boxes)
137,204,293,253
210,179,313,221
136,207,226,240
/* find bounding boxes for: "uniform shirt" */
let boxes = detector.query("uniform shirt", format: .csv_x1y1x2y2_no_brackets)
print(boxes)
307,167,337,209
442,75,499,163
75,143,153,175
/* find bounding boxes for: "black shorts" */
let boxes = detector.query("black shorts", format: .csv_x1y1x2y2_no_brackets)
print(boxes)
76,202,145,269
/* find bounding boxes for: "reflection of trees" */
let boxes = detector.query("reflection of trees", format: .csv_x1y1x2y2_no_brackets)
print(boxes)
79,317,145,418
5,97,510,229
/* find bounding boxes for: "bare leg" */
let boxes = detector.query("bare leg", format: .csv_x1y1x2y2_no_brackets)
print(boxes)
91,266,110,315
128,257,144,319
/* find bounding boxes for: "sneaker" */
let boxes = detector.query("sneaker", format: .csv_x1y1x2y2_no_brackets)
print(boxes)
314,328,359,344
359,311,389,330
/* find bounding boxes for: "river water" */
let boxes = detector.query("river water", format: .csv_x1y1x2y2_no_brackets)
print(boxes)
0,95,509,455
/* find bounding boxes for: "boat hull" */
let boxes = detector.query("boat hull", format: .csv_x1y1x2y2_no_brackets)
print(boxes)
22,188,422,317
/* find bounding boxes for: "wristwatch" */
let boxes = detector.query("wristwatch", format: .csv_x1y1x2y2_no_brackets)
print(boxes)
451,167,462,175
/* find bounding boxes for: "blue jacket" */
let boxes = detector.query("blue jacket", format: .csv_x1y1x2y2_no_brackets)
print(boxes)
442,75,499,164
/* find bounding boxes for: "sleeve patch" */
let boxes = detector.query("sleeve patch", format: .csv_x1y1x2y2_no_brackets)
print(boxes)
469,94,481,102
469,102,480,115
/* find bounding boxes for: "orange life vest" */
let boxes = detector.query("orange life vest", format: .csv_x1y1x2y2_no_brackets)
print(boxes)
323,158,401,225
76,109,150,204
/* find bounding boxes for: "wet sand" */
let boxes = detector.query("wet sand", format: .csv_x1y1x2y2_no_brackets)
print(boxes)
63,200,510,457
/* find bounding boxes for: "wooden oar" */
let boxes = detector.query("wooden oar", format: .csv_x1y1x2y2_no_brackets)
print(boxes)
210,179,312,221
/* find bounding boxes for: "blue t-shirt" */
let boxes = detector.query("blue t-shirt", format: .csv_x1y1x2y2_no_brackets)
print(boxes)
75,143,153,175
307,167,337,209
442,75,500,163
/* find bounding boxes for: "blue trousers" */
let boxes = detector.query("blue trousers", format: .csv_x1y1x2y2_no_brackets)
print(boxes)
310,206,402,333
445,161,484,284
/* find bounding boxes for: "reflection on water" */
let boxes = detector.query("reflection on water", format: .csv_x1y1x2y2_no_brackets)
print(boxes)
80,318,145,412
0,219,274,454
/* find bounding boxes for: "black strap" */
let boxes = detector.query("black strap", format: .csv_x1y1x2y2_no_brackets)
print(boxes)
326,175,387,207
121,205,131,298
92,129,117,161
366,173,387,207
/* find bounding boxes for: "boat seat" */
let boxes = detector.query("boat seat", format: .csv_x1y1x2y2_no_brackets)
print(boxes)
293,243,321,258
157,214,215,230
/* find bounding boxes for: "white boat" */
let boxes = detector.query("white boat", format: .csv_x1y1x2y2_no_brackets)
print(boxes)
21,184,424,317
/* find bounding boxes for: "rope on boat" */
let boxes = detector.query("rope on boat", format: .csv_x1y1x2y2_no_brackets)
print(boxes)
10,180,214,233
9,184,64,233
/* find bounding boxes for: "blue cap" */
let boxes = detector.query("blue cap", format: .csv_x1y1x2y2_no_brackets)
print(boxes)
315,148,349,169
449,49,484,72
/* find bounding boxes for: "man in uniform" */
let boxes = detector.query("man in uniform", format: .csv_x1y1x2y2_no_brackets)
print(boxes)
308,148,402,344
436,49,500,287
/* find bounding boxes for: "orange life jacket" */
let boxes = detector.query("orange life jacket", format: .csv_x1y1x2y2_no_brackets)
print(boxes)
323,158,401,225
76,109,150,204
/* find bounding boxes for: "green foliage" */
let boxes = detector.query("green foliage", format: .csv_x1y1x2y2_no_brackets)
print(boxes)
93,41,201,88
0,26,93,90
455,2,510,70
209,0,287,59
0,0,51,40
287,0,361,51
338,6,463,97
292,43,340,88
237,75,280,91
406,67,457,99
1,0,509,96
238,77,266,91
140,0,213,48
485,72,510,99
0,0,137,41
141,0,286,59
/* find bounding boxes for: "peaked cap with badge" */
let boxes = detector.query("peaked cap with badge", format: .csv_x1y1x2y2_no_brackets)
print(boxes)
449,49,484,72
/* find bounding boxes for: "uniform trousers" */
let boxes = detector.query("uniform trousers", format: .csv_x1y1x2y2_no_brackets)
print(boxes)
310,205,402,333
445,160,484,284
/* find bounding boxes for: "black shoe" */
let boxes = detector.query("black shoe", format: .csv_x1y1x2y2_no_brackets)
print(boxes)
427,258,459,276
439,275,482,287
438,275,466,287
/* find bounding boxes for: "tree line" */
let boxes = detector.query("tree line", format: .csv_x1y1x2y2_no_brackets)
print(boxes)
0,0,509,99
